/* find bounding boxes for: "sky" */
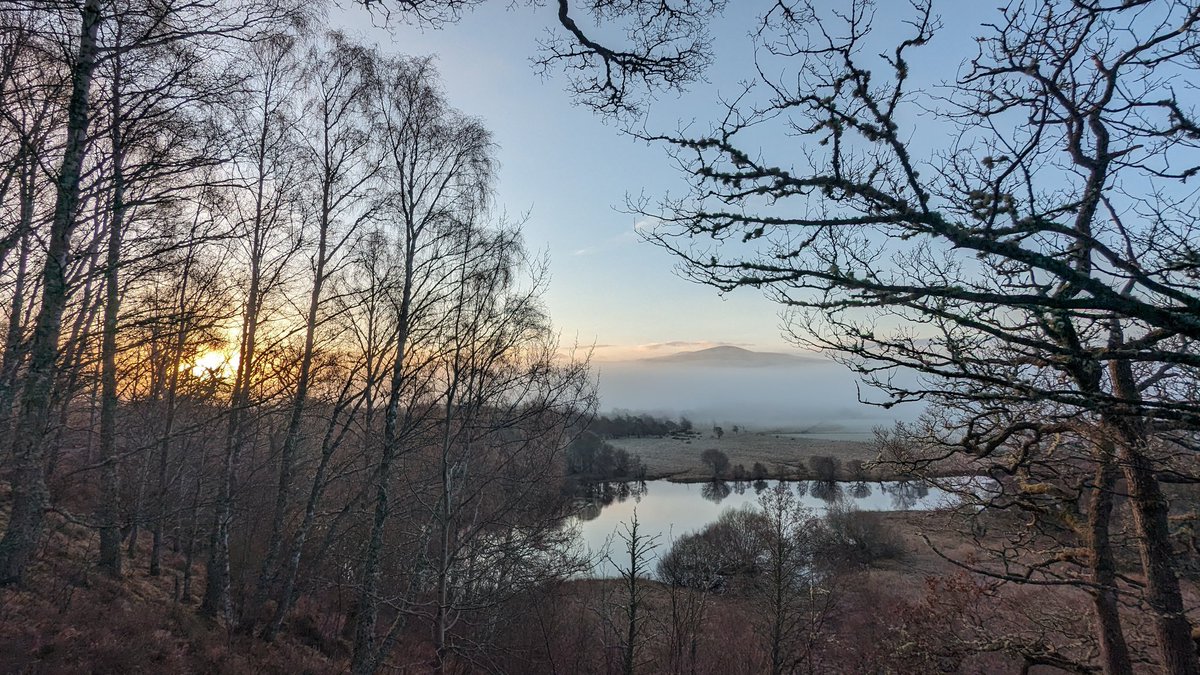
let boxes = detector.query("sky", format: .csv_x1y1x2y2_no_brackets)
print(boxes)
327,3,783,362
326,3,962,360
328,1,984,367
322,2,1001,420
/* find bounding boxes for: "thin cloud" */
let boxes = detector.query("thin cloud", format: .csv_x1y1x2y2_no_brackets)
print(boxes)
637,340,754,351
632,217,659,234
572,219,652,256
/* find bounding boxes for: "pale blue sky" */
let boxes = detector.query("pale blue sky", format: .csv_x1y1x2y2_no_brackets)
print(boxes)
331,1,982,361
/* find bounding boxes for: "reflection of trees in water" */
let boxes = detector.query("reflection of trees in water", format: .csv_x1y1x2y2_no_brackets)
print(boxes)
575,479,936,524
616,482,632,502
701,480,732,504
575,481,648,518
630,481,648,500
881,481,929,511
809,480,843,503
575,500,603,522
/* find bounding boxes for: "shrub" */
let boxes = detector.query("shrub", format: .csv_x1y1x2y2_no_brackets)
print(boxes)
845,458,866,480
751,462,768,480
818,501,904,567
658,507,766,588
700,448,730,478
810,455,840,481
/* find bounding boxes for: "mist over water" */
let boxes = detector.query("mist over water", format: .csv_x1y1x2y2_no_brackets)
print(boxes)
595,358,922,432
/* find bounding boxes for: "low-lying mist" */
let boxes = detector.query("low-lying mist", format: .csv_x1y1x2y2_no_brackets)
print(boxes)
595,358,923,433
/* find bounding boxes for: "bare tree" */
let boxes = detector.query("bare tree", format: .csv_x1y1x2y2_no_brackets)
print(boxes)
91,0,249,578
0,0,305,589
639,1,1200,671
201,29,306,621
250,30,379,631
606,510,658,675
349,51,496,675
753,484,825,675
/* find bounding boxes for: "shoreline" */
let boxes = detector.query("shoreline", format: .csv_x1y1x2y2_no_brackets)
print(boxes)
572,465,979,485
584,432,983,485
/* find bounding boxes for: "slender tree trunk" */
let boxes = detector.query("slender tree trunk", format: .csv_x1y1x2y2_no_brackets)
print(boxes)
350,253,415,675
201,84,273,620
623,516,642,675
201,280,258,620
770,524,786,675
255,184,330,621
125,449,150,559
433,373,460,674
0,0,102,585
0,140,37,439
97,53,127,578
0,206,31,439
262,362,367,640
151,218,199,575
150,324,185,575
181,468,202,604
261,416,339,641
1089,449,1133,675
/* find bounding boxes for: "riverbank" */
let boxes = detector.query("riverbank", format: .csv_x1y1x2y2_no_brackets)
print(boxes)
656,466,976,484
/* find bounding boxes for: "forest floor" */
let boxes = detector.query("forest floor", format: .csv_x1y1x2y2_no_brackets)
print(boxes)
0,500,348,674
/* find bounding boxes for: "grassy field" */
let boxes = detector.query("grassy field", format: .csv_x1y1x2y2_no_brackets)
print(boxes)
608,431,883,481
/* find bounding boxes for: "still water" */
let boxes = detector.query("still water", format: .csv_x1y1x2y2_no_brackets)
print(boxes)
573,479,957,577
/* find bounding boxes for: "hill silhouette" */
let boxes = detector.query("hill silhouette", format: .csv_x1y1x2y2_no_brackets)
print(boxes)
640,345,819,367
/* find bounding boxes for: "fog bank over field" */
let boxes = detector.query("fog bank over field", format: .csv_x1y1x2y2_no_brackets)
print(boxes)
595,347,923,432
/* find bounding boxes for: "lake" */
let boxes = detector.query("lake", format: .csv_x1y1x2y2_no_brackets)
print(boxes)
573,479,958,578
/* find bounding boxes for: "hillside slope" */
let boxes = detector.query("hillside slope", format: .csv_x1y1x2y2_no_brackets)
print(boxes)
0,498,345,675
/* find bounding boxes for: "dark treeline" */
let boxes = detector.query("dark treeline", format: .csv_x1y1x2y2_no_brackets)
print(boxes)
565,431,647,481
588,412,694,439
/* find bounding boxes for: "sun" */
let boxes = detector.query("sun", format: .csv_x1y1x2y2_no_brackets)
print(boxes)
189,350,237,379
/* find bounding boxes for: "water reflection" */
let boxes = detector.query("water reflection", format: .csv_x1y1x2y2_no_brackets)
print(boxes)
574,479,961,577
881,481,930,510
700,481,732,503
574,480,649,520
809,480,843,502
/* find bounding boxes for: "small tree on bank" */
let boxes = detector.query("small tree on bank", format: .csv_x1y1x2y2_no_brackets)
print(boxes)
700,448,730,478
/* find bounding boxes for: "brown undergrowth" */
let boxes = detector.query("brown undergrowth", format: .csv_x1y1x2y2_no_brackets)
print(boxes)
0,498,346,674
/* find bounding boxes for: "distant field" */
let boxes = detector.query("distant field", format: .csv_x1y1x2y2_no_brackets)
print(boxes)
608,431,880,481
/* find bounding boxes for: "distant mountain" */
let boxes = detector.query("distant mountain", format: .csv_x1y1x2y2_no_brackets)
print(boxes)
639,345,819,367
